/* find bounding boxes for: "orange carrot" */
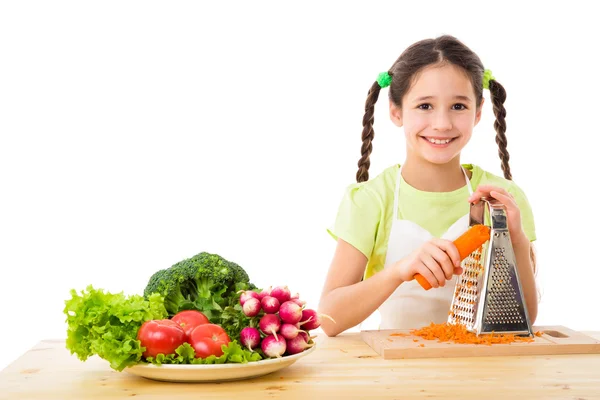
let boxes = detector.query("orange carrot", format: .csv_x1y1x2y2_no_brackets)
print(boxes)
414,275,433,290
453,224,492,260
414,224,491,290
403,322,539,345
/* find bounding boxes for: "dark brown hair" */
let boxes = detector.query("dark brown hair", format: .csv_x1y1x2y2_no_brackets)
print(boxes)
356,35,511,182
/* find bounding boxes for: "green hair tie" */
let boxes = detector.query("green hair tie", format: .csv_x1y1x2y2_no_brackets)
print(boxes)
377,71,392,88
483,69,495,89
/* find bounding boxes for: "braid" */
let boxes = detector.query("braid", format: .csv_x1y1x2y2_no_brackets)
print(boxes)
488,79,512,180
490,79,537,272
356,81,382,183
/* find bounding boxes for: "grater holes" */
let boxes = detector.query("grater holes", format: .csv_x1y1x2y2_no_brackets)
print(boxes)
484,246,525,325
448,246,484,330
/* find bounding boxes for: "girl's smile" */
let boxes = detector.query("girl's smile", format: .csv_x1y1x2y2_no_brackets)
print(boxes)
421,136,457,147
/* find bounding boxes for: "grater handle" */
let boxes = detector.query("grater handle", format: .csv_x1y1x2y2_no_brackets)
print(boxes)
414,224,491,290
469,196,507,229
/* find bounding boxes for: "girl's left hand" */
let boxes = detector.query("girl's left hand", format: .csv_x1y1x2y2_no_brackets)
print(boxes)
468,184,527,244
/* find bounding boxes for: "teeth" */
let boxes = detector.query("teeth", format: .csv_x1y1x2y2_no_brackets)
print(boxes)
427,138,452,144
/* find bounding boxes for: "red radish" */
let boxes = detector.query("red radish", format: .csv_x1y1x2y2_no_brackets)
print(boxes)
242,297,261,317
279,301,302,324
238,290,260,306
290,292,300,299
286,335,314,355
257,286,272,301
300,309,336,331
270,286,291,304
259,314,281,340
280,323,300,340
297,330,309,342
291,298,306,307
261,335,286,358
240,327,261,351
261,296,280,314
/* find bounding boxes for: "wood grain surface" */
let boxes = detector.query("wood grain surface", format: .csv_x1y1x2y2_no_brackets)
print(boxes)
1,331,600,399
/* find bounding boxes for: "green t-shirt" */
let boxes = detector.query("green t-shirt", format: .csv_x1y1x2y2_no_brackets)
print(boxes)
327,164,536,280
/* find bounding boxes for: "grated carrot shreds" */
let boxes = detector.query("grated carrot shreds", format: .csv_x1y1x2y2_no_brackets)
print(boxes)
406,322,540,345
390,332,409,337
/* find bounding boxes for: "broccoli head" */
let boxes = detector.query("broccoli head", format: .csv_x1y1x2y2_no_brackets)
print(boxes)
143,265,196,316
143,252,256,323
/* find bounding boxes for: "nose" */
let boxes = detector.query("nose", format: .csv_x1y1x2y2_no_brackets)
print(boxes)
431,110,453,131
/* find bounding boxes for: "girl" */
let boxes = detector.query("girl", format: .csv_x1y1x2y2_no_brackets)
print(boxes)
318,35,538,337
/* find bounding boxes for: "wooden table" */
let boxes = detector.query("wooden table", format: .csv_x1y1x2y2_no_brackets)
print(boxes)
2,332,600,399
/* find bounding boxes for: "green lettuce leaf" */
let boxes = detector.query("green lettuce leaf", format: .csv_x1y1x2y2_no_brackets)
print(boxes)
144,340,263,365
219,301,262,343
64,285,167,371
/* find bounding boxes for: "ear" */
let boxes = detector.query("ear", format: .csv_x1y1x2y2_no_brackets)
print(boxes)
389,101,403,127
474,97,485,126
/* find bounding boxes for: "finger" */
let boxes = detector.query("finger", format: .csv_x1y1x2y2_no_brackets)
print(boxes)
414,268,437,290
468,189,490,204
420,253,446,287
471,185,513,198
475,184,507,192
468,185,502,200
425,241,455,280
469,188,513,206
490,190,518,209
417,259,441,289
431,238,461,268
414,274,432,290
468,191,483,203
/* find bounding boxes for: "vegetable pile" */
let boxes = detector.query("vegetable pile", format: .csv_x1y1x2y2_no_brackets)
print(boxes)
64,252,323,371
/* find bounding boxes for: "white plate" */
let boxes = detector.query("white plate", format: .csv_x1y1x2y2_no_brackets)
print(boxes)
125,345,316,383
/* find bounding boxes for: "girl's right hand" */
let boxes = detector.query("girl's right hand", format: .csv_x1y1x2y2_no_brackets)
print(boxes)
393,239,463,288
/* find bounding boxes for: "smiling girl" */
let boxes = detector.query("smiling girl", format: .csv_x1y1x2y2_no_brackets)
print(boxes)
318,35,537,336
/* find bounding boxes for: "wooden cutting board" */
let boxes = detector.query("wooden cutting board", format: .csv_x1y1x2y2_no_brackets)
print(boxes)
361,325,600,359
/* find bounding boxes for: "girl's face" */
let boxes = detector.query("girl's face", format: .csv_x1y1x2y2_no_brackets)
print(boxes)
390,63,483,165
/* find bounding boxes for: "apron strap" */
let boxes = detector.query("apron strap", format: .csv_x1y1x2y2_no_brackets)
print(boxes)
393,166,402,221
461,166,473,196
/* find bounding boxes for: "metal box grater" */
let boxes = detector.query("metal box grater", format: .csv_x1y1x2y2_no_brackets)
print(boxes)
447,197,533,336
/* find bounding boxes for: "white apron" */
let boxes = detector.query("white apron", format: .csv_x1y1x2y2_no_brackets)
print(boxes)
376,166,473,330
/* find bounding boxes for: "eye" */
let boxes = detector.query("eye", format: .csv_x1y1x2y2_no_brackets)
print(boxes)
452,103,467,110
418,104,432,110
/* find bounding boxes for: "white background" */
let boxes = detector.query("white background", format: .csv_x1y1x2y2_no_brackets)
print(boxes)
1,1,598,371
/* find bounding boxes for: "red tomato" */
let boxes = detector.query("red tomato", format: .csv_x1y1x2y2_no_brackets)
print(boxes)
137,319,186,358
189,324,231,358
171,310,210,339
